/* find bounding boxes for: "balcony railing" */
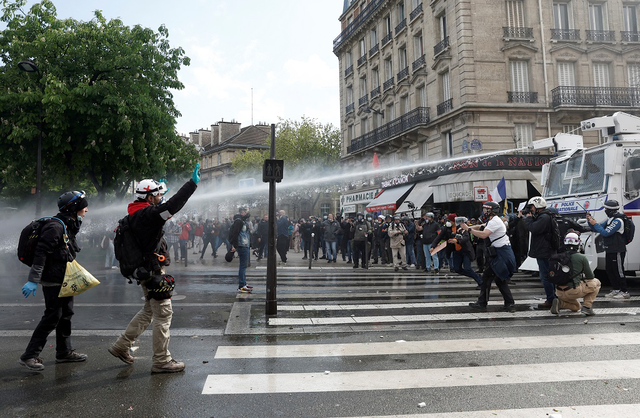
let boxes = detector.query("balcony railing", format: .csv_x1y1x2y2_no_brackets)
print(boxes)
397,66,410,82
346,103,355,114
503,26,534,39
586,30,615,42
359,94,369,107
395,18,407,35
369,43,379,58
332,0,386,52
434,36,450,56
370,86,381,100
345,65,353,77
357,54,367,67
410,3,423,21
412,55,426,71
551,29,581,41
383,76,395,92
382,32,393,46
552,86,640,107
436,98,453,116
347,107,430,153
621,31,640,42
507,91,538,103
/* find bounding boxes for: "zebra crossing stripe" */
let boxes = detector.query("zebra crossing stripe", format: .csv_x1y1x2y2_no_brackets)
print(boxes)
202,359,639,394
214,332,640,359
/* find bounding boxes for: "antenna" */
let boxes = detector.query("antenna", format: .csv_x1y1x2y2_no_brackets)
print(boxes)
251,87,254,126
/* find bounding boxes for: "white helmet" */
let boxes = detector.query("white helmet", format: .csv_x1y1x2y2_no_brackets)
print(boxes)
135,179,167,200
527,196,547,209
564,232,580,247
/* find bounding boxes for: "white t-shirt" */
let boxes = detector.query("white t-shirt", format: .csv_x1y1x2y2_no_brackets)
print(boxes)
485,216,510,247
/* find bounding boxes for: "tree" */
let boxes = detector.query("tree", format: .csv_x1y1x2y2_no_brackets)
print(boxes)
0,0,198,201
231,116,341,175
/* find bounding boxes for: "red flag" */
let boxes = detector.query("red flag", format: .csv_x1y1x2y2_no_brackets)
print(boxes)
372,153,380,169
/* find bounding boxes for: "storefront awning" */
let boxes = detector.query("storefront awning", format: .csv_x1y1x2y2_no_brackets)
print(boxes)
365,184,414,212
430,170,538,203
395,180,434,213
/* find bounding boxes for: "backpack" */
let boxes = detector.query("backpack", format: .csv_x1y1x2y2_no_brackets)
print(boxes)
613,214,635,245
548,213,562,251
114,215,146,280
17,217,67,266
547,250,577,286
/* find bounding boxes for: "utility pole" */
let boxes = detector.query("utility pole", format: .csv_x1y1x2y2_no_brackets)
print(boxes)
264,123,280,317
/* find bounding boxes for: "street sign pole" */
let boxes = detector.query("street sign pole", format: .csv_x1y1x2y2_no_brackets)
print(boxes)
265,123,278,317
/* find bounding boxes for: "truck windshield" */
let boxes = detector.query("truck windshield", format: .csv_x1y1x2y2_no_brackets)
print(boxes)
544,149,606,198
626,149,640,199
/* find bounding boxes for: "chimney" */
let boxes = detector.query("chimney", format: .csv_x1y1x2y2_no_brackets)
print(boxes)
198,128,211,147
218,119,241,143
189,131,199,144
211,123,219,146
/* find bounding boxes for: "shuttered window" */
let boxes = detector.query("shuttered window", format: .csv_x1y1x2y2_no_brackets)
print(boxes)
510,61,530,92
589,3,608,31
442,71,451,101
624,5,638,32
593,63,610,87
557,62,575,86
514,124,533,149
506,0,525,27
553,2,571,29
628,63,640,87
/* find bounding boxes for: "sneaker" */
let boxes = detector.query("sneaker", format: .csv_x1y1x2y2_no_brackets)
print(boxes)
394,266,399,272
244,285,254,289
537,301,553,309
55,350,88,363
475,285,482,290
402,266,408,270
19,357,44,371
434,269,439,274
613,291,631,299
605,290,620,297
581,306,596,316
550,298,560,315
108,346,134,364
409,264,415,268
503,304,516,313
327,259,332,263
468,302,487,310
237,286,252,293
151,359,185,374
332,259,337,263
353,264,359,269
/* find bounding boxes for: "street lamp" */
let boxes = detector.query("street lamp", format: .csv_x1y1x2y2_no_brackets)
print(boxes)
18,60,43,217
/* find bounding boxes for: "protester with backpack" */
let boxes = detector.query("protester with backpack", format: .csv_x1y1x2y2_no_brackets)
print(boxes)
108,164,199,374
549,232,601,316
523,196,558,309
18,191,89,372
587,200,631,299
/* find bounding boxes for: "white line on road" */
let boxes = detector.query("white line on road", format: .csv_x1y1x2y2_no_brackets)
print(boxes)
0,328,224,337
214,332,640,359
202,359,640,394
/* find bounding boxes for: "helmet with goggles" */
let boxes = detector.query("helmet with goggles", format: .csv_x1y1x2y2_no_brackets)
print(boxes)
58,190,88,214
135,179,167,200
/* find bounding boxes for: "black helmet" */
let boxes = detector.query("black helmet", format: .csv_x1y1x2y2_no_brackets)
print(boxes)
604,200,620,210
483,201,500,216
58,190,88,214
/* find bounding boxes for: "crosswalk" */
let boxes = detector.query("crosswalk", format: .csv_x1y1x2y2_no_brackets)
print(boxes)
213,269,640,416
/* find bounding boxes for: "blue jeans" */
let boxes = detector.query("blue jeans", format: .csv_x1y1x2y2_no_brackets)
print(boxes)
237,246,250,288
406,244,416,265
422,243,439,270
452,251,482,285
325,240,337,261
536,258,556,302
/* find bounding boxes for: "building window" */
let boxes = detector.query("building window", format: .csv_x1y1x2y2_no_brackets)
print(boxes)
401,95,410,114
360,77,368,98
386,103,396,120
417,85,427,107
399,47,407,69
345,51,352,68
628,63,640,87
371,27,378,45
347,124,354,142
397,1,405,23
588,3,608,31
442,71,451,101
384,57,393,81
562,125,579,134
385,14,392,36
593,63,610,87
514,124,533,149
553,2,572,30
372,68,379,89
439,14,447,40
217,154,222,165
624,5,639,33
506,0,525,27
413,33,424,60
510,60,530,92
359,37,366,59
361,117,369,135
347,86,354,104
557,62,576,86
445,131,453,157
420,141,428,160
320,203,331,215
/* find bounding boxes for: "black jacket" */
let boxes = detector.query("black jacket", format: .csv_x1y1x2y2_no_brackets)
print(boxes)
524,209,554,258
257,219,269,239
29,212,80,285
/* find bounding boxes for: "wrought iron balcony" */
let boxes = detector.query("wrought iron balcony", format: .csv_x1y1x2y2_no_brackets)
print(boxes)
357,54,367,67
332,0,386,52
347,107,430,154
434,36,449,57
382,32,393,47
369,43,379,58
345,65,353,77
383,76,395,92
551,86,640,107
503,26,534,39
359,94,369,107
410,3,423,21
412,55,426,72
436,98,453,116
551,29,581,41
395,18,407,35
507,91,538,103
621,31,640,42
586,30,615,42
346,103,355,114
397,66,409,82
370,86,381,100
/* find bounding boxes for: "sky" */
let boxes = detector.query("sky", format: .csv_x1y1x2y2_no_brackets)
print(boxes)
23,0,345,135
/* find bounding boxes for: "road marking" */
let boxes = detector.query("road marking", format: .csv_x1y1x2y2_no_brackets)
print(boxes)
0,328,223,337
202,359,640,394
214,332,640,358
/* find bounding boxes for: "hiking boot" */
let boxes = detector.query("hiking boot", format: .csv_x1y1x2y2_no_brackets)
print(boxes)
151,359,185,374
19,357,44,371
55,350,88,363
108,346,134,365
581,306,596,316
550,298,560,315
468,302,487,311
237,286,252,293
613,291,631,299
605,290,619,297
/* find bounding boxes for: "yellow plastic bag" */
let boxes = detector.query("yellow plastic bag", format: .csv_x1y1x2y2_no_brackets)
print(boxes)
59,260,100,297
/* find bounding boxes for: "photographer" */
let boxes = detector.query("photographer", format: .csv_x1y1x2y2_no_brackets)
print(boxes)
350,213,371,269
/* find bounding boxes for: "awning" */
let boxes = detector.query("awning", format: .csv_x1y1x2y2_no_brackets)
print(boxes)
430,170,538,203
365,184,414,212
395,180,434,213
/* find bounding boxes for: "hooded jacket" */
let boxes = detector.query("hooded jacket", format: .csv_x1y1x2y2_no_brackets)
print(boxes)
523,209,554,258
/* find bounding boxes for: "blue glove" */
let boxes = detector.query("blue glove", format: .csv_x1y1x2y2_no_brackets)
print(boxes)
22,281,37,298
158,178,169,193
192,163,200,184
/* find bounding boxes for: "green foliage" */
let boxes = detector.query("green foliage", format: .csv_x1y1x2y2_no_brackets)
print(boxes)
0,0,198,200
231,116,341,175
